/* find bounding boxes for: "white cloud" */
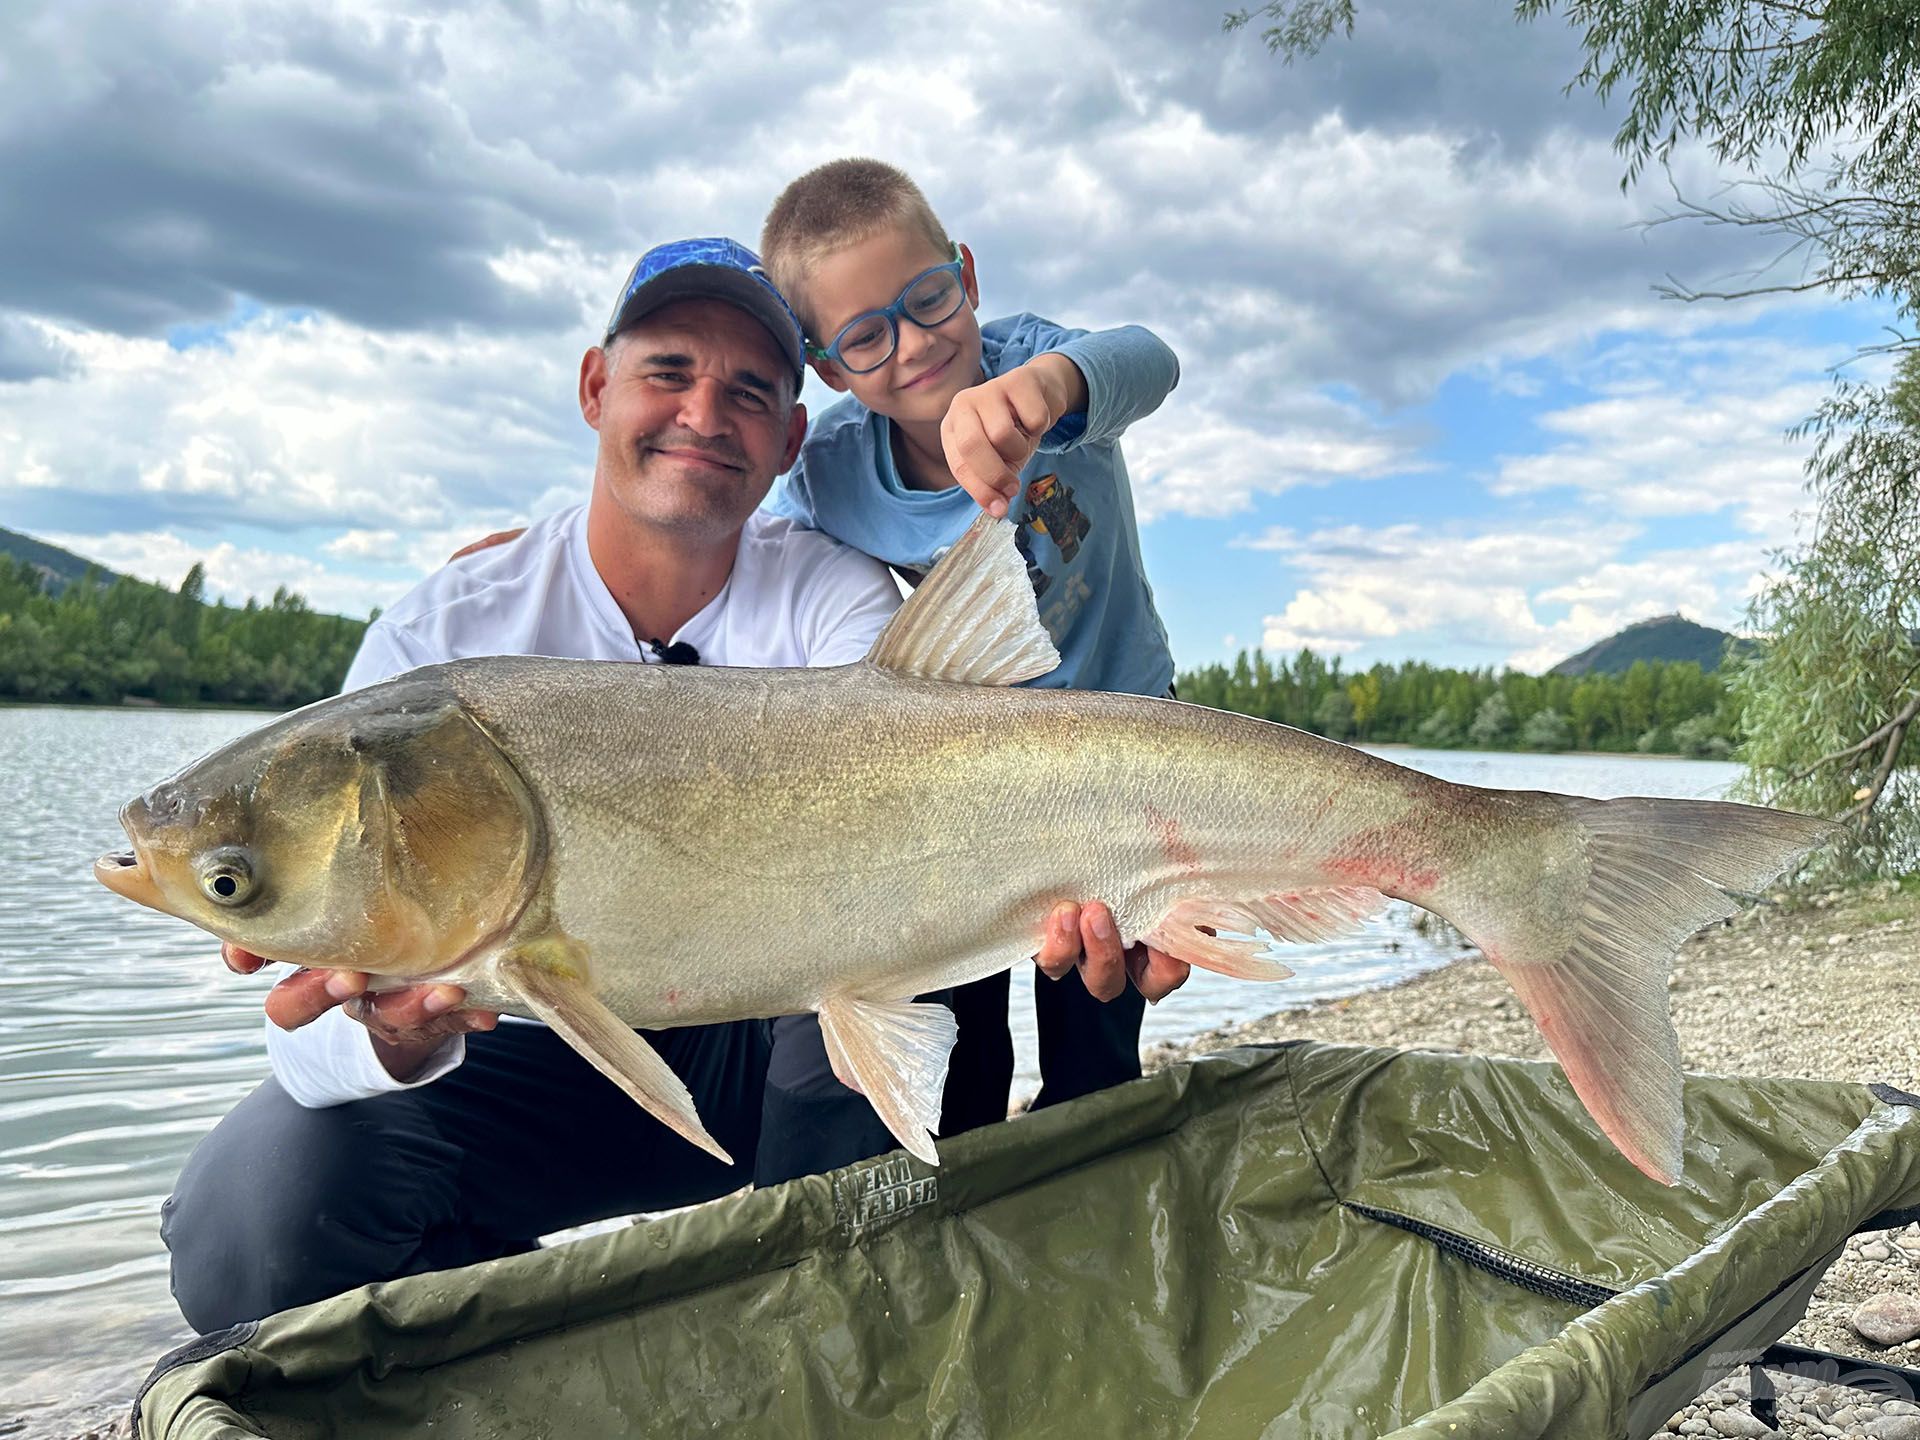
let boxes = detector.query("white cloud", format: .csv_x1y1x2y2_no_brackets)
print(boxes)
7,312,590,534
39,529,409,617
1244,521,1765,670
1492,339,1836,545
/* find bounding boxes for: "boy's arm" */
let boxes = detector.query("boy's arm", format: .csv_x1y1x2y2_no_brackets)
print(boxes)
1038,321,1180,451
942,316,1179,513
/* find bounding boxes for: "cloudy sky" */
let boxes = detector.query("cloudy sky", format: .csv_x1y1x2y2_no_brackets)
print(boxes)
0,0,1881,672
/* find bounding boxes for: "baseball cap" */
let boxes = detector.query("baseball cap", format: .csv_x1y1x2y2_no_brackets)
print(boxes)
603,238,805,379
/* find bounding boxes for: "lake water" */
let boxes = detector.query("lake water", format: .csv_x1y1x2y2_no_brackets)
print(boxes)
0,704,1739,1435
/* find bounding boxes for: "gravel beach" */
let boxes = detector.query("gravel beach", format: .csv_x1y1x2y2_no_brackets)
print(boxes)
1147,878,1920,1439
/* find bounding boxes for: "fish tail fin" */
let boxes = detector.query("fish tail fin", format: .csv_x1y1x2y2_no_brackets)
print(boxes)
1435,795,1839,1187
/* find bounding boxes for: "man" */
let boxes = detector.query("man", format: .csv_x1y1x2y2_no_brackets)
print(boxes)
163,239,1181,1335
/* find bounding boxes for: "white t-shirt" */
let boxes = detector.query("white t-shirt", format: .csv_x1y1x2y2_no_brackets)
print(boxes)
267,503,902,1107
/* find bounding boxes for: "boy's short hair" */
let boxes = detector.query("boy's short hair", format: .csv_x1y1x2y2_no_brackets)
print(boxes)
761,159,953,336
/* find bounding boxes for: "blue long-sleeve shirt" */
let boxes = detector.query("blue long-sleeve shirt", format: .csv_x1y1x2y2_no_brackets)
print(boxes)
767,313,1179,697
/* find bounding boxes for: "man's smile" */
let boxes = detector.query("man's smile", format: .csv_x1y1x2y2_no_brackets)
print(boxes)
646,444,746,473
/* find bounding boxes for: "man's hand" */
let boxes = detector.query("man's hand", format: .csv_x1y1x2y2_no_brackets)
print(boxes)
222,942,498,1081
1031,901,1189,1003
940,354,1087,518
448,528,525,563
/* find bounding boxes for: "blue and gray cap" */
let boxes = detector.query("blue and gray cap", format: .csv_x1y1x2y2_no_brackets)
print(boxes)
603,238,806,380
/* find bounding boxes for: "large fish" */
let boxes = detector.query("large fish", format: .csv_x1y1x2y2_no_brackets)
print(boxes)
95,516,1834,1184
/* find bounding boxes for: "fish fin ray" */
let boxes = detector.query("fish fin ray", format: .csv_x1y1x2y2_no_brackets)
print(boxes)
1143,887,1386,980
864,512,1060,686
503,948,733,1165
1458,796,1839,1186
817,995,958,1165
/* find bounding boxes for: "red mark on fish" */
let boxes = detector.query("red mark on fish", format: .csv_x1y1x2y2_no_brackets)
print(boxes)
1145,802,1201,876
1322,833,1439,898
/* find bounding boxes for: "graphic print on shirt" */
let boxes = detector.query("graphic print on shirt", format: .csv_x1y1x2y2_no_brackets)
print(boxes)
1015,473,1093,643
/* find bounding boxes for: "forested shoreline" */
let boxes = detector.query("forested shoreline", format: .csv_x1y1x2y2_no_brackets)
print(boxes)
0,552,1739,756
0,557,365,708
1175,649,1738,757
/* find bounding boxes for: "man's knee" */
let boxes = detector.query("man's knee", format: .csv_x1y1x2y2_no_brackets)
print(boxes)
163,1079,453,1333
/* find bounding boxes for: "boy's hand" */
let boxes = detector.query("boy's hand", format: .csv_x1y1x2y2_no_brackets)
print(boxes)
941,354,1087,518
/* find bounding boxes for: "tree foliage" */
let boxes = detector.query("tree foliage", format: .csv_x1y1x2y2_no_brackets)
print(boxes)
1730,351,1920,875
0,558,365,708
1178,647,1735,754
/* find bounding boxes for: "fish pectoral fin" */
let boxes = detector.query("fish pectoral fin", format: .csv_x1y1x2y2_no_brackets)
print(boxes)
863,511,1060,685
816,995,959,1167
1142,887,1387,980
502,949,733,1166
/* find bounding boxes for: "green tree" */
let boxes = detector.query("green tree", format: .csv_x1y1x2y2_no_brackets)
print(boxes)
1468,691,1514,748
1313,686,1355,739
1519,706,1572,751
1730,354,1920,875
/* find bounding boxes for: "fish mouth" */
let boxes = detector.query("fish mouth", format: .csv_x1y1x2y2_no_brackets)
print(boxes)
95,848,166,910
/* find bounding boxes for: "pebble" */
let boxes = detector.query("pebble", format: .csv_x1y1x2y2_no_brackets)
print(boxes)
1708,1408,1775,1436
1864,1240,1895,1261
1854,1294,1920,1345
1868,1417,1920,1440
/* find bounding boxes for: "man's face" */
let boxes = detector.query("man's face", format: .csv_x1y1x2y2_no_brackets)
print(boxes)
581,298,806,541
803,224,982,430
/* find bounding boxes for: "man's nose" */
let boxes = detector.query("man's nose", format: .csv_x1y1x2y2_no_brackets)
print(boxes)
676,378,731,435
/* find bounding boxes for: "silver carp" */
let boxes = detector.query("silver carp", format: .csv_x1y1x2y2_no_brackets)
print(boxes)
95,516,1836,1184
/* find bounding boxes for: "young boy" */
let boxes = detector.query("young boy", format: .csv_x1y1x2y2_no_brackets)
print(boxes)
760,157,1182,1132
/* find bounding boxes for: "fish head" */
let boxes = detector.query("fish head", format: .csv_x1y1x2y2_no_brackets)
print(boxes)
95,677,543,979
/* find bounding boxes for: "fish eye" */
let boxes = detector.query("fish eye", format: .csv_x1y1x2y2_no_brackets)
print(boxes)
197,848,258,907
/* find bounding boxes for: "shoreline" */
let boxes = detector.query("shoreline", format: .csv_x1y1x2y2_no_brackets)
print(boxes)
0,701,1727,761
1147,878,1920,1436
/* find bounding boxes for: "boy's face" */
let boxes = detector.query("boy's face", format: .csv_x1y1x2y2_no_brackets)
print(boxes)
802,224,982,428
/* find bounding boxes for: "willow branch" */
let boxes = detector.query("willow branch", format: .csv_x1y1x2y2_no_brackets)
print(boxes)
1845,704,1916,823
1786,685,1920,782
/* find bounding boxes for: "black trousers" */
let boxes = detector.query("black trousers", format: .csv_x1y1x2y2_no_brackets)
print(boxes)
166,971,1146,1333
164,1017,883,1333
939,965,1147,1133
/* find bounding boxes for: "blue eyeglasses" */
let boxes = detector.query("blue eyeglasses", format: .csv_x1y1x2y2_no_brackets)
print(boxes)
806,246,967,374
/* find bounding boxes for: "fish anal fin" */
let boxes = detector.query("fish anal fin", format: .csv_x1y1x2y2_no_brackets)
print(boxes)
502,943,733,1166
817,995,958,1166
1142,886,1387,980
864,512,1060,686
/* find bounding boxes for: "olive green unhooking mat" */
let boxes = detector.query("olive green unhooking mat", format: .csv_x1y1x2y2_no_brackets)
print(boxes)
136,1043,1920,1440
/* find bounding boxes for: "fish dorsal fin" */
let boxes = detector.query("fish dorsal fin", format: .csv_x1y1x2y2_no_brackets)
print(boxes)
864,512,1061,685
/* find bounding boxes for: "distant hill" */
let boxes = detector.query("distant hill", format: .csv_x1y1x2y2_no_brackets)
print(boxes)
0,525,123,593
1550,614,1754,676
